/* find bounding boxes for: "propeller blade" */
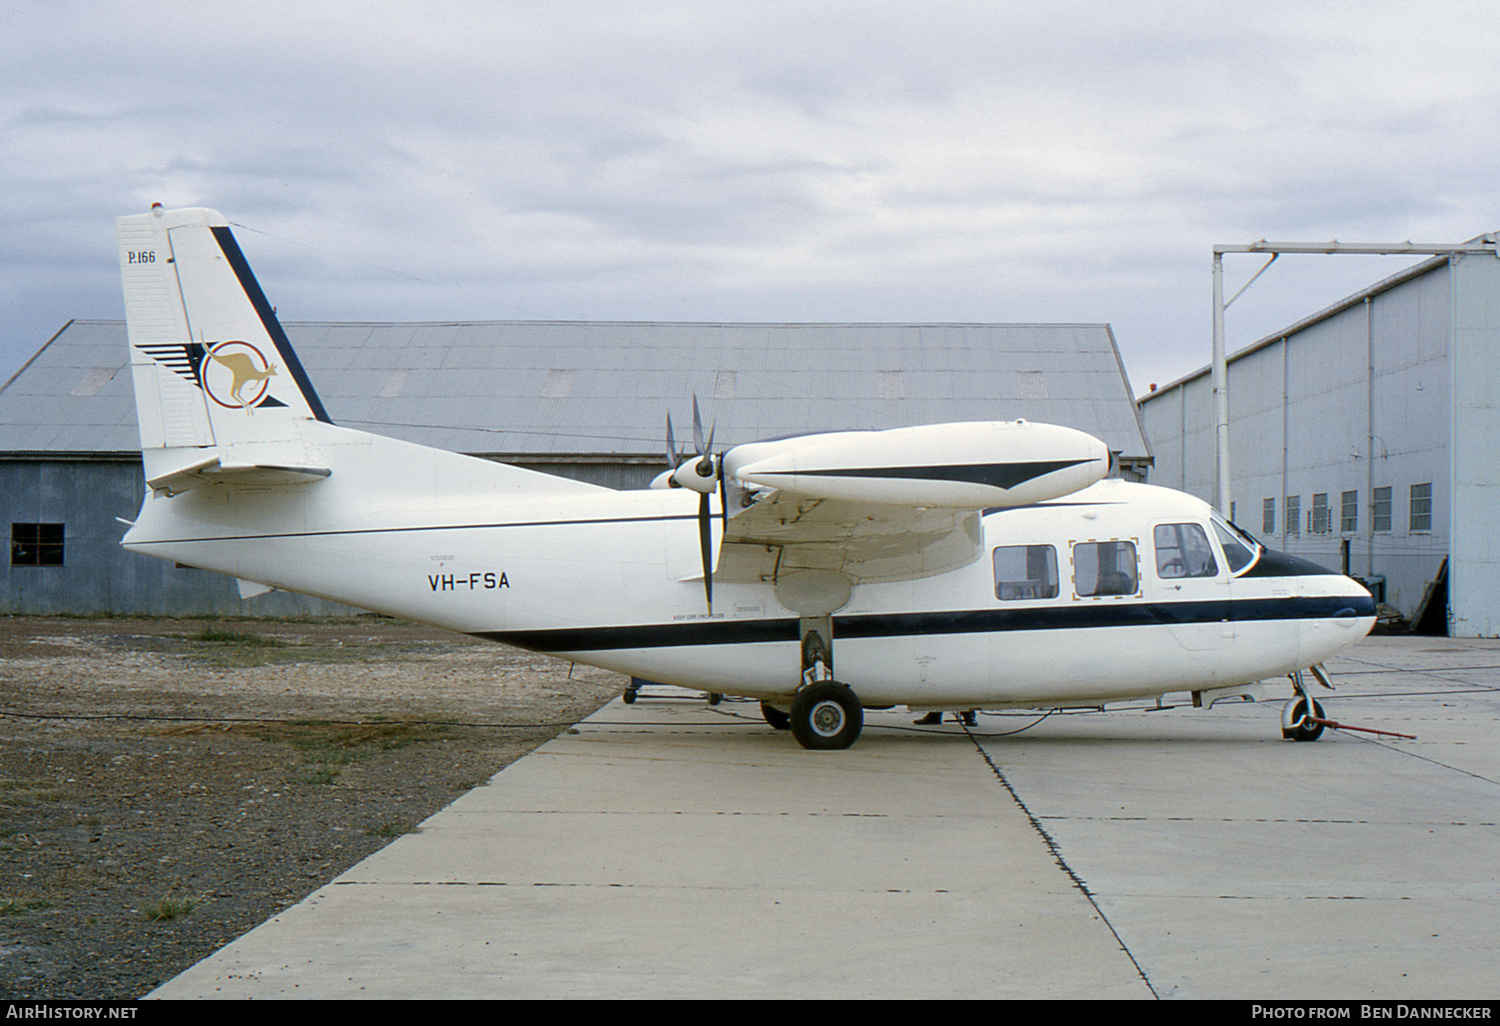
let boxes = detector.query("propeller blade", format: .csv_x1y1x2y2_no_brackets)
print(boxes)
665,411,678,467
698,491,713,612
691,395,705,454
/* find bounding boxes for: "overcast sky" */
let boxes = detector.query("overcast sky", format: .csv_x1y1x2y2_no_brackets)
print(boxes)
5,1,1500,410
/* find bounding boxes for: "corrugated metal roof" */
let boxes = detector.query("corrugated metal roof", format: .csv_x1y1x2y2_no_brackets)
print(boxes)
0,320,1151,460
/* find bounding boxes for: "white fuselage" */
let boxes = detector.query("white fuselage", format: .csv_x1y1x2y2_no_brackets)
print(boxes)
123,422,1375,710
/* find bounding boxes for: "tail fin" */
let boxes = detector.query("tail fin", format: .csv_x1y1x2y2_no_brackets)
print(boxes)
116,206,330,452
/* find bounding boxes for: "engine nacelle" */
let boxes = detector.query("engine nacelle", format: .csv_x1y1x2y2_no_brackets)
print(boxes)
724,421,1109,508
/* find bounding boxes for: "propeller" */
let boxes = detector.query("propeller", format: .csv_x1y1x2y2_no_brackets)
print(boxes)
665,396,722,613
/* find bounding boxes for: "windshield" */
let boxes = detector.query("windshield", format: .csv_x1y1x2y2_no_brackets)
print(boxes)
1209,510,1261,575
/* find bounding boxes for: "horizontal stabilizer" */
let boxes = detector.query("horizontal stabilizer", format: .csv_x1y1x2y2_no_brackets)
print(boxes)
147,455,332,496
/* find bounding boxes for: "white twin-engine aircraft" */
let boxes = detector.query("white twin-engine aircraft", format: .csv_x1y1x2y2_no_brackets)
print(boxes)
116,206,1376,750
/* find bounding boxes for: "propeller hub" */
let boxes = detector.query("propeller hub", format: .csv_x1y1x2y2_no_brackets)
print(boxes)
672,461,718,494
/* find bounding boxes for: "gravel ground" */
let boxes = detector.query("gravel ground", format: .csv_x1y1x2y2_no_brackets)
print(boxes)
0,615,623,1000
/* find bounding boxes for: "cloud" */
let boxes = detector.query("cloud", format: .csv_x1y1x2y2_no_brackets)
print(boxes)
4,1,1500,398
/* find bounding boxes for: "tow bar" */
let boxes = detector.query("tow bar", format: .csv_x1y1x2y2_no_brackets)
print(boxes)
1308,716,1416,740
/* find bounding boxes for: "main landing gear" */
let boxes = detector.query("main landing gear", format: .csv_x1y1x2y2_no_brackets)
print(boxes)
765,615,864,750
761,688,865,749
789,680,863,750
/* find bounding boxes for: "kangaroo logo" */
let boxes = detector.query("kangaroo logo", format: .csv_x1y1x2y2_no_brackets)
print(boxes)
202,341,278,413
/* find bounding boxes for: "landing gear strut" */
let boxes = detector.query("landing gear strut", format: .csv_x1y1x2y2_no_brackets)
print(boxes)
787,617,864,750
1281,666,1333,742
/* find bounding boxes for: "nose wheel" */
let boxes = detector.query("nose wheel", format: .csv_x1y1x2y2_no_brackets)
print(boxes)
1281,666,1332,741
1282,696,1327,741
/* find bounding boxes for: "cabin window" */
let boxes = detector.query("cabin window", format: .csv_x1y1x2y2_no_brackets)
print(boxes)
11,523,64,567
1153,524,1218,579
993,545,1059,600
1073,540,1138,597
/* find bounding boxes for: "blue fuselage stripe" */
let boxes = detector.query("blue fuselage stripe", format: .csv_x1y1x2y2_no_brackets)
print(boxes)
473,593,1375,653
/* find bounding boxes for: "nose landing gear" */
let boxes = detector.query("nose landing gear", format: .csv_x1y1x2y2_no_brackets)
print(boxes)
1281,665,1333,741
1282,695,1327,741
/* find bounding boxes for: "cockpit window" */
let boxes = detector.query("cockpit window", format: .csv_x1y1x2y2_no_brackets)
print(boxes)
1210,512,1259,574
1154,523,1218,579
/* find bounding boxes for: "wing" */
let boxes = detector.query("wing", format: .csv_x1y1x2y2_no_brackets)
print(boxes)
717,493,983,586
667,420,1112,589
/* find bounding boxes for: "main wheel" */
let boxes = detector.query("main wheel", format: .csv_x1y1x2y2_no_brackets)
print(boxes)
790,682,863,750
760,702,791,730
1282,697,1326,742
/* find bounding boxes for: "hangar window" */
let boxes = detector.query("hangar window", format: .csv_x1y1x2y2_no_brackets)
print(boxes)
1410,483,1433,532
1073,540,1138,597
11,523,64,567
1341,490,1358,534
1285,495,1300,537
1153,524,1217,579
1310,493,1331,534
992,545,1059,600
1262,498,1276,536
1372,487,1392,533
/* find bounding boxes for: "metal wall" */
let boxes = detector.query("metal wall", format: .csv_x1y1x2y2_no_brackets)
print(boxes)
2,458,365,616
1448,254,1500,636
1140,256,1491,631
1,456,643,617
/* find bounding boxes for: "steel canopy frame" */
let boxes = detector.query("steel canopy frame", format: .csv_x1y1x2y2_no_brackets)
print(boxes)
1209,238,1500,517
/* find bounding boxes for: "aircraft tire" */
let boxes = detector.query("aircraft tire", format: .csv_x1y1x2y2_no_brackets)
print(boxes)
790,682,863,750
1282,697,1326,742
761,702,792,730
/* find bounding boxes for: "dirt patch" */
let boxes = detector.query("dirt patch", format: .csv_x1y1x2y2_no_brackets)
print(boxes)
0,615,623,999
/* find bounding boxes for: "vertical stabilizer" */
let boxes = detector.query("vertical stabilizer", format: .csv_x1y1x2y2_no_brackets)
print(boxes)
116,206,330,453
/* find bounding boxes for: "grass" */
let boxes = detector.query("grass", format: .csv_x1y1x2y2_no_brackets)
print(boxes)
0,897,50,916
167,627,441,668
365,820,421,838
141,892,199,922
187,628,286,646
250,720,454,785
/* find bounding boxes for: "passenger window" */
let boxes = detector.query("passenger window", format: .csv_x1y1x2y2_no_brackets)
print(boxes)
1073,540,1138,597
993,545,1059,600
1154,523,1218,579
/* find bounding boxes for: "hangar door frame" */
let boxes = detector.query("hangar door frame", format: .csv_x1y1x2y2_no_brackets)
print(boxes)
1209,237,1499,516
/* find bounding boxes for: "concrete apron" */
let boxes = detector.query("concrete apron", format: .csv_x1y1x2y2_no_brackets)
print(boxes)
149,697,1151,1000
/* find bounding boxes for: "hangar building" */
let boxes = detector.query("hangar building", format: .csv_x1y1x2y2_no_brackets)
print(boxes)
3,319,1152,616
1138,240,1500,636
